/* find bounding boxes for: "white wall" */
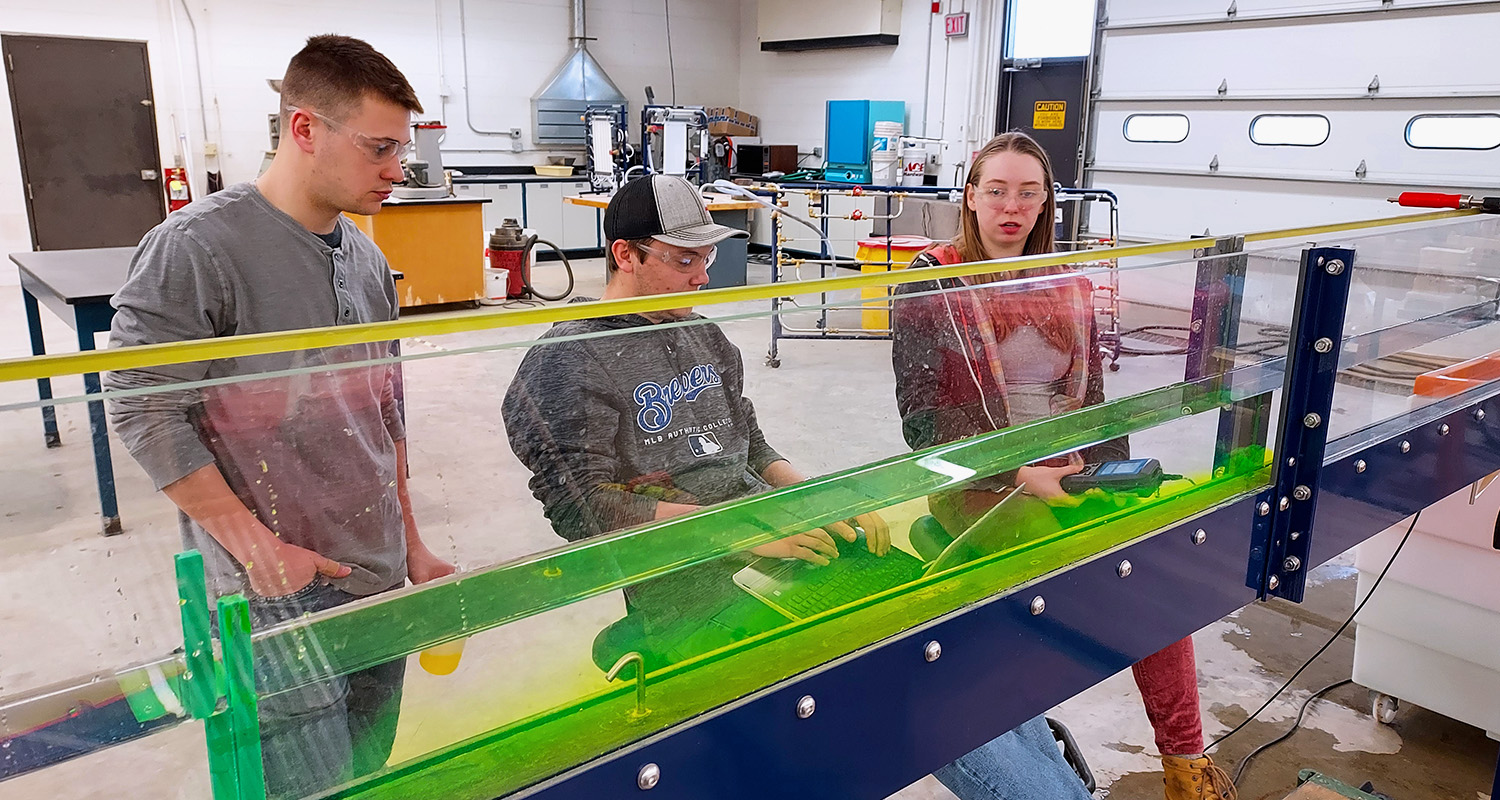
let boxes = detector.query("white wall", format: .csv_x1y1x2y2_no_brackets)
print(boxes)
440,0,742,166
737,0,1004,186
0,0,741,278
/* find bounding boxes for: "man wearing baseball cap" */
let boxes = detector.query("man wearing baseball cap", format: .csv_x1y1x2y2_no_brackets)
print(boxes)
501,175,889,669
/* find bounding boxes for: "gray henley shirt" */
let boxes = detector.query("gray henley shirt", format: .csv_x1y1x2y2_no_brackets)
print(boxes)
105,182,408,598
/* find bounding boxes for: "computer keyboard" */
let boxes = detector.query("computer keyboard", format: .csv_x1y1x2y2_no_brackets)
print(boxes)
776,549,926,617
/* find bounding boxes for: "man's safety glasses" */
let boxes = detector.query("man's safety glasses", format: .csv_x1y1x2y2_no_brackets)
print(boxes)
287,106,412,165
636,243,719,272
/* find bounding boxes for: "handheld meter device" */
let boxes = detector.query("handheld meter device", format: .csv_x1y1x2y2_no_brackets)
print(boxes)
1060,458,1175,495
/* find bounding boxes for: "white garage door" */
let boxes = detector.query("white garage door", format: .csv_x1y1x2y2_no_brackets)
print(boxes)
1087,0,1500,240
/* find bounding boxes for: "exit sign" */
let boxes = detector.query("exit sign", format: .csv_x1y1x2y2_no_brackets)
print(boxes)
945,12,969,37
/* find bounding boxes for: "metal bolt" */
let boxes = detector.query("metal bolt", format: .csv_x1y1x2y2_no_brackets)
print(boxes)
1355,460,1367,473
1192,529,1207,545
1290,531,1301,541
1476,409,1487,422
637,763,661,790
1258,501,1271,516
1278,496,1291,511
1400,440,1411,453
1117,560,1133,578
1303,412,1322,429
1030,596,1046,616
1293,485,1312,501
1190,319,1204,333
1286,457,1297,467
1313,337,1334,353
924,641,942,663
1283,556,1303,572
796,695,816,719
1439,423,1451,436
1324,259,1346,275
1268,575,1281,590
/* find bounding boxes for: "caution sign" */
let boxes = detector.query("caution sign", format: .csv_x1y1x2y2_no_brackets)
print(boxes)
1033,101,1067,130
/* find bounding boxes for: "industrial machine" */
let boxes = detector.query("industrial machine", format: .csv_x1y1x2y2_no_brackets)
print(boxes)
704,135,734,184
641,104,709,182
583,105,631,193
393,121,450,200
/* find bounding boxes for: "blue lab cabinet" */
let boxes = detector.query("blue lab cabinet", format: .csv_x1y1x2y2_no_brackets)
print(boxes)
824,100,906,184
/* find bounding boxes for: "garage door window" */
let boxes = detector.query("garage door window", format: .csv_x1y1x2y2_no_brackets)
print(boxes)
1405,114,1500,150
1123,114,1189,143
1249,115,1329,147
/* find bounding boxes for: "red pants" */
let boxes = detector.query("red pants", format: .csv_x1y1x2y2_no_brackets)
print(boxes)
1132,636,1204,756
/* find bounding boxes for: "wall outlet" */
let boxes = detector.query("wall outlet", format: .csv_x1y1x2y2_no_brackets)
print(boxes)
203,142,218,157
811,146,823,158
509,127,523,153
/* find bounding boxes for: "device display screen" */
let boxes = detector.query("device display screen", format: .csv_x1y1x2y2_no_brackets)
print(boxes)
1098,459,1149,476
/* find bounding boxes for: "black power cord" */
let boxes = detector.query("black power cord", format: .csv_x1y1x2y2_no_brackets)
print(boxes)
1206,511,1421,783
1232,678,1351,784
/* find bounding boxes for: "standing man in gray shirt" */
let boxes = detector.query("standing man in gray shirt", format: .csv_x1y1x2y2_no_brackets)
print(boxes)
502,175,889,669
106,35,453,799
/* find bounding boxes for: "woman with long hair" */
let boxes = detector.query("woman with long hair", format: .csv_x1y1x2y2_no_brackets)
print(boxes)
891,132,1236,800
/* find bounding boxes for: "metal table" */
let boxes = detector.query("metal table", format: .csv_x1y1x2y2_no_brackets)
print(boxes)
9,247,404,537
10,247,132,535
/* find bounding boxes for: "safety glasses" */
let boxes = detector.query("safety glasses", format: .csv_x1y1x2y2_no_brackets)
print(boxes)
287,106,412,165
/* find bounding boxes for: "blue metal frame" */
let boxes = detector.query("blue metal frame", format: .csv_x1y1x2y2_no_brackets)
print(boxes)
519,239,1500,799
528,500,1260,800
1248,247,1355,602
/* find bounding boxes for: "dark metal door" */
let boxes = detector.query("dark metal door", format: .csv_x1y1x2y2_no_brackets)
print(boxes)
999,57,1088,187
4,35,166,250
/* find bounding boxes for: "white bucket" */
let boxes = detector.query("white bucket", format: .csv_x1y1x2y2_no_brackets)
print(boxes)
872,121,903,185
480,267,508,306
899,137,926,186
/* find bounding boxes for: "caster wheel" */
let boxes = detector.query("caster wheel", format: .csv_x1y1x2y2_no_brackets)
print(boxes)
1370,691,1399,724
1108,362,1121,372
767,358,781,369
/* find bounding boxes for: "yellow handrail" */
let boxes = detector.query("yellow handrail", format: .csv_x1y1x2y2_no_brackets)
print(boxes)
0,208,1472,384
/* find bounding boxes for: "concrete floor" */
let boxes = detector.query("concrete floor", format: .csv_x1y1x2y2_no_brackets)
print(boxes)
0,255,1495,799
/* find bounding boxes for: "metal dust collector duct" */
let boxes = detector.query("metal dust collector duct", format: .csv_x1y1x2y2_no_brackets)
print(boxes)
532,0,627,147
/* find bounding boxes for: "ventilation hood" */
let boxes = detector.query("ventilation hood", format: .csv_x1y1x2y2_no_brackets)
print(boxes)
532,0,627,147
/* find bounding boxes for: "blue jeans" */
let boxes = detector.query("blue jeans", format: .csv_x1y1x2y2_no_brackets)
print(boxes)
934,715,1093,800
248,580,405,800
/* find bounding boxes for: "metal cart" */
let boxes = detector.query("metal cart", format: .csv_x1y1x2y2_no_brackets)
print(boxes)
762,182,1124,370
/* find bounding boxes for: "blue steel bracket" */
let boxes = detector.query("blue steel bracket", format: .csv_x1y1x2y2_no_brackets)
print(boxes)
1247,246,1356,602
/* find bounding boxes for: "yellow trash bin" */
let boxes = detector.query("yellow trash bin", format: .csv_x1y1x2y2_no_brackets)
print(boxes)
857,235,933,330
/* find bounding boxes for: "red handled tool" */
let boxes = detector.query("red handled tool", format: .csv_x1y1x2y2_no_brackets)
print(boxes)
1388,192,1500,213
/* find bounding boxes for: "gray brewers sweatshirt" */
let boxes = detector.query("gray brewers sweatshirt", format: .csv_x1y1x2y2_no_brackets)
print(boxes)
502,305,785,542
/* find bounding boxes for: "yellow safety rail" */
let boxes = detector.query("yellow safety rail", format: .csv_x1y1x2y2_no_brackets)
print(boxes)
0,208,1471,384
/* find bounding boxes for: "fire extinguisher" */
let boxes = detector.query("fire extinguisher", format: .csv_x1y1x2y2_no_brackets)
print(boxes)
485,219,575,302
164,166,192,212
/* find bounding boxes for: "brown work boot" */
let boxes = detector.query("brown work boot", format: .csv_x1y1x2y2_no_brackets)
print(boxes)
1162,754,1238,800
